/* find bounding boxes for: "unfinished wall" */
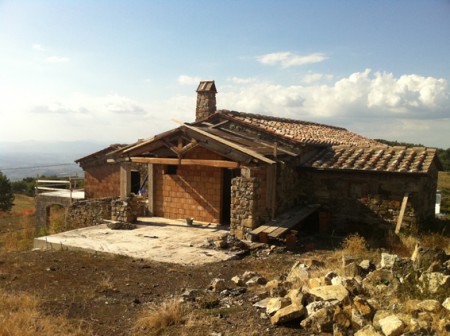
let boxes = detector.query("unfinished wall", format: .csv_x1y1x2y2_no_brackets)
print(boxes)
66,198,114,230
84,163,121,199
297,165,438,235
230,167,268,240
153,147,224,223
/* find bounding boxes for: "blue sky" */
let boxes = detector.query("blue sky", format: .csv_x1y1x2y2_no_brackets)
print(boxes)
1,0,449,148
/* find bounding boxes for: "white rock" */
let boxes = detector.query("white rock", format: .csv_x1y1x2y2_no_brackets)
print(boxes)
442,297,450,311
354,324,383,336
306,300,333,316
380,253,398,268
378,315,405,336
308,284,349,303
417,299,441,313
208,278,226,292
266,297,290,316
270,303,305,325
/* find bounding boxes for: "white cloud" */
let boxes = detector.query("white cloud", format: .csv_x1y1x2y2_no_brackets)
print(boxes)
228,76,256,84
46,56,70,63
302,72,334,84
257,52,327,68
102,94,147,115
220,70,450,146
177,75,201,85
32,43,45,51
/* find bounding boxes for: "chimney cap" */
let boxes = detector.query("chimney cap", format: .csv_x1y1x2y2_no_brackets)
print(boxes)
196,80,217,93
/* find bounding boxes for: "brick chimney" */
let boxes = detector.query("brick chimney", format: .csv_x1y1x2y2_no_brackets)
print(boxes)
195,80,217,121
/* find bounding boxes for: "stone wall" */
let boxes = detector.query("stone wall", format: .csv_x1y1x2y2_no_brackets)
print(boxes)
66,198,114,230
230,168,268,239
297,166,438,235
111,196,146,222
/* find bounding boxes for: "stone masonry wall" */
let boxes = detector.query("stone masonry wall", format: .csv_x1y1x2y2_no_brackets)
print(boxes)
297,167,438,235
66,198,114,230
230,170,267,240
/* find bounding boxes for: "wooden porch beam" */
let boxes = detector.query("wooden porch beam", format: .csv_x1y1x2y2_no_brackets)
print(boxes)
130,157,240,168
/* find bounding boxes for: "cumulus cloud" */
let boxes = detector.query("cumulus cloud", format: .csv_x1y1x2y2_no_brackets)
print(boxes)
178,75,201,85
257,52,327,68
219,69,450,145
32,103,88,114
46,56,70,63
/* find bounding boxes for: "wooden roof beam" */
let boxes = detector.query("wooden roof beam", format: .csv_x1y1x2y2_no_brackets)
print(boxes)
130,157,240,169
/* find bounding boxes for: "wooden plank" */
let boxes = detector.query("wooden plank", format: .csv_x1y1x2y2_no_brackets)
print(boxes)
179,123,276,164
130,157,240,168
269,205,319,238
395,193,409,234
147,163,154,216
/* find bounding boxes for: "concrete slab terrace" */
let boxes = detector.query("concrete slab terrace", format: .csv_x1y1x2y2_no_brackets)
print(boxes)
33,217,238,265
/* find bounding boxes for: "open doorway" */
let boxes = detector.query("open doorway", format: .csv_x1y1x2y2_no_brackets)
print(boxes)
131,170,141,194
221,168,239,225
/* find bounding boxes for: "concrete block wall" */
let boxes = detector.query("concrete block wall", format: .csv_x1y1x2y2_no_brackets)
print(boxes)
154,147,224,223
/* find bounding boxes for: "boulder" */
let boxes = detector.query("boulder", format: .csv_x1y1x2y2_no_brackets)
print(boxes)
209,278,226,292
306,300,334,316
300,306,334,333
359,259,376,273
372,310,391,329
285,288,304,307
411,245,449,272
266,297,290,316
324,272,339,285
242,271,258,282
246,275,267,286
308,284,349,303
307,277,323,288
419,272,450,294
378,315,405,336
286,261,310,283
344,262,363,277
231,275,244,286
333,305,351,329
354,324,383,336
380,253,399,268
416,299,441,313
442,297,450,311
253,297,272,309
353,295,374,318
270,303,306,325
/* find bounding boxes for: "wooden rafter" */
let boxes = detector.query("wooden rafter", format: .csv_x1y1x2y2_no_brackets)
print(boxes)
130,157,240,168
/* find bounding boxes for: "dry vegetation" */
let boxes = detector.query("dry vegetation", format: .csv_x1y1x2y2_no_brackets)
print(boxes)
0,289,91,336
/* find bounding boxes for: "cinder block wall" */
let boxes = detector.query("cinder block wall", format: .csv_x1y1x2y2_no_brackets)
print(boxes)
84,163,121,199
153,147,224,223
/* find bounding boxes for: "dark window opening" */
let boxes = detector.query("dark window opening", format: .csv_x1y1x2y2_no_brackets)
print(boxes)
166,165,178,175
131,170,141,194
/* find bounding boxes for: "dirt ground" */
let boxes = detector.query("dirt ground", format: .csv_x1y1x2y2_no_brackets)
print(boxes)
0,247,328,335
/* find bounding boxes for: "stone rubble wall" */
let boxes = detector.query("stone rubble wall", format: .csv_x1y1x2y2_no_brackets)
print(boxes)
297,168,438,235
230,176,258,240
111,196,146,222
66,198,114,230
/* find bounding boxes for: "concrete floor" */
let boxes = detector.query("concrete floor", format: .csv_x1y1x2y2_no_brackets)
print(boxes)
33,217,237,265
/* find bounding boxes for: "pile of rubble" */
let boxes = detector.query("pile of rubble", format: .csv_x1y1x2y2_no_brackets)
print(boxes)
195,246,450,335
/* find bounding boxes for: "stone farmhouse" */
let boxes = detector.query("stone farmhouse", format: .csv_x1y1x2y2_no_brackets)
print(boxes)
76,81,441,240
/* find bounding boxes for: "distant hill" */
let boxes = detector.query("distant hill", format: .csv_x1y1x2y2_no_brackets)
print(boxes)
376,139,450,171
0,140,110,180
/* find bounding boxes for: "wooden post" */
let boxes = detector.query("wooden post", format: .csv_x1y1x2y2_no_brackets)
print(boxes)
120,164,131,199
147,163,154,216
395,193,409,234
266,164,277,220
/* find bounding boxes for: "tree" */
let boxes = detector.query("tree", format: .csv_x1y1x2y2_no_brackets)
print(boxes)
0,172,14,212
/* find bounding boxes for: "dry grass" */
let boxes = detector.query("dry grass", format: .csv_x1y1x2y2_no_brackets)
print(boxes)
134,298,187,335
0,195,36,252
340,233,368,256
0,289,91,336
97,275,115,291
400,232,450,254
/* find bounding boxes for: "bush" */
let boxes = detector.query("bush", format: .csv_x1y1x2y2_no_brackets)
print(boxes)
340,233,368,256
0,172,14,212
134,299,186,335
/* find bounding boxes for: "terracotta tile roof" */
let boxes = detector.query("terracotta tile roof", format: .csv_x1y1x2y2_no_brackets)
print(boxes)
219,110,380,147
302,146,437,174
75,144,127,163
